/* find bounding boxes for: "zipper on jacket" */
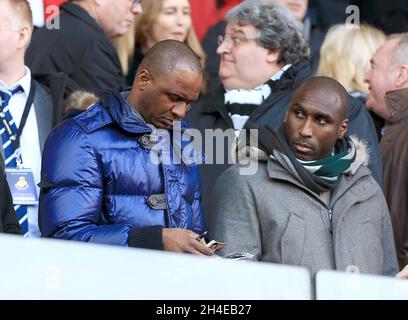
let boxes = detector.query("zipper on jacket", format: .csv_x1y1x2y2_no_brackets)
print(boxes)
309,194,334,235
158,145,170,228
328,209,333,234
312,196,334,236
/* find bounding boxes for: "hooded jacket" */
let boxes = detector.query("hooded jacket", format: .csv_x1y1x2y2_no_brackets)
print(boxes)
39,90,205,249
381,88,408,268
210,136,398,277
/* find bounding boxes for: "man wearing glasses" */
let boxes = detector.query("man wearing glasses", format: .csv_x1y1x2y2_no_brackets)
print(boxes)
187,1,382,220
26,0,143,97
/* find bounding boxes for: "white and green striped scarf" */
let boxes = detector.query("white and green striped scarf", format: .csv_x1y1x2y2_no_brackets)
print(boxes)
248,123,357,194
297,141,356,184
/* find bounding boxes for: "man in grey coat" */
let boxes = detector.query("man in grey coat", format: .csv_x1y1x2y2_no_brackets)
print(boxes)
210,77,399,277
187,1,383,222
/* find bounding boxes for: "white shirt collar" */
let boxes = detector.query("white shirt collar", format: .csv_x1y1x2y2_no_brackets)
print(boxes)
0,66,32,96
270,64,292,81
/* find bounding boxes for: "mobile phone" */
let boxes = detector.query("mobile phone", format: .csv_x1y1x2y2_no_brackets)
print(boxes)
206,240,225,251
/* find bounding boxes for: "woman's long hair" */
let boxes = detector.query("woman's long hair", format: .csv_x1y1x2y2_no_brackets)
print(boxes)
115,0,206,76
318,24,386,94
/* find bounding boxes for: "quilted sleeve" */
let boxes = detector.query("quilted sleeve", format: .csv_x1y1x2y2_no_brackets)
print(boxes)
39,120,133,246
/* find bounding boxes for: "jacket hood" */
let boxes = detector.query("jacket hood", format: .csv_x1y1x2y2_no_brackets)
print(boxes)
346,135,370,175
236,135,370,177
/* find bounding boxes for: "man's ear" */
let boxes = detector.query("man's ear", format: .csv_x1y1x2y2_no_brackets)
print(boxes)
283,110,289,123
137,69,152,91
338,118,349,139
266,48,280,64
17,25,31,50
395,64,408,88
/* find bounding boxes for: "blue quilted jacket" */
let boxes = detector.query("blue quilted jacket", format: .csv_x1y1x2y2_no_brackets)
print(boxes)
39,91,205,248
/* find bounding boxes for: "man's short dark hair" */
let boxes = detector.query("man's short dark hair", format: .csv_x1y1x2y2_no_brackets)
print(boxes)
137,39,203,79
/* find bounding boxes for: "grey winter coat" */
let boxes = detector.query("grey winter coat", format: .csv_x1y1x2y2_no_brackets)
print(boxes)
209,140,398,277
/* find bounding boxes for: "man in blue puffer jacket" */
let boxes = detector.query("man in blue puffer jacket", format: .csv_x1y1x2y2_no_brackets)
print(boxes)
39,40,214,256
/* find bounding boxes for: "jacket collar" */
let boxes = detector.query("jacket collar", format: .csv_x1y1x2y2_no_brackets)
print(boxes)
104,89,190,135
201,85,227,115
33,82,53,152
237,134,371,203
61,2,105,35
265,61,311,94
266,157,374,207
385,88,408,125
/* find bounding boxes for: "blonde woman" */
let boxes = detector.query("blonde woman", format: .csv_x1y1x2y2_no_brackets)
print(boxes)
317,24,386,139
116,0,205,86
318,24,386,101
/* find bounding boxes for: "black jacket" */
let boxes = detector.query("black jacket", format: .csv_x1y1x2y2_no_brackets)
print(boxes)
187,62,382,216
304,15,325,75
126,48,145,86
26,3,125,97
357,0,408,35
0,161,21,235
309,0,352,32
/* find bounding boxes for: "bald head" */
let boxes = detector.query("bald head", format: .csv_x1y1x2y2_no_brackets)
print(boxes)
285,76,350,161
294,76,349,120
136,39,203,81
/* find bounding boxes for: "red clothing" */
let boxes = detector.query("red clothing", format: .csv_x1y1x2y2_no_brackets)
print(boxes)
190,0,217,41
190,0,242,41
217,0,243,20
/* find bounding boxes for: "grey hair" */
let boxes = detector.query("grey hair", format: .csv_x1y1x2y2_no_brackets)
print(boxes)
388,33,408,66
226,1,310,65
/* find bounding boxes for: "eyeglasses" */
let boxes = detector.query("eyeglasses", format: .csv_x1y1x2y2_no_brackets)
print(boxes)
217,33,258,49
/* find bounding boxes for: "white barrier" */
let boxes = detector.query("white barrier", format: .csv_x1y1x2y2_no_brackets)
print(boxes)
316,270,408,300
0,234,311,300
